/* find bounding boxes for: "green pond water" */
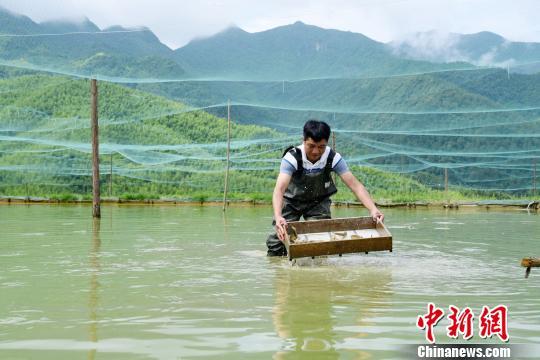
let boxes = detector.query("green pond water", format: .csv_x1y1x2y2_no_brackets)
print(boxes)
1,204,539,359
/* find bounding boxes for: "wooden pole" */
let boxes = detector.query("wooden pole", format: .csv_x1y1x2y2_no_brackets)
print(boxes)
91,79,101,218
109,152,113,197
533,159,537,198
223,100,231,211
522,257,540,278
521,257,540,267
332,132,337,182
444,168,448,193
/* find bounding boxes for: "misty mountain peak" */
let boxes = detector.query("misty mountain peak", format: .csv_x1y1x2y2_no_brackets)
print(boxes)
0,6,41,34
218,25,248,35
40,16,100,33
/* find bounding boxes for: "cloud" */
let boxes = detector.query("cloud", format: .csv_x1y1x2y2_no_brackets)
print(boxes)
390,31,521,69
390,31,467,63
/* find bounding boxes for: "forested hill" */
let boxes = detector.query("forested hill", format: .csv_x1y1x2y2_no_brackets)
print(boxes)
135,68,540,112
2,7,539,81
0,7,468,80
172,21,466,80
1,7,539,197
0,72,285,199
0,73,278,145
0,72,465,202
0,7,182,79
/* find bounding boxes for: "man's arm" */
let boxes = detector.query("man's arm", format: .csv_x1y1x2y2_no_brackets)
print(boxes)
273,173,292,241
338,171,384,223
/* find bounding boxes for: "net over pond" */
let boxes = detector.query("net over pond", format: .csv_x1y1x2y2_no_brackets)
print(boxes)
1,23,539,201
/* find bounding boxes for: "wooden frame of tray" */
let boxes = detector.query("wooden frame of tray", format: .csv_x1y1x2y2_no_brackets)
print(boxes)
283,216,392,260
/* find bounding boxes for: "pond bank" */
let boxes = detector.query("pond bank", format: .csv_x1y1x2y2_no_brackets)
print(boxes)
1,196,538,210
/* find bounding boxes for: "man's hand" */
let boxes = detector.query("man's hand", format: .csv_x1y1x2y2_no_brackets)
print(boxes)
275,216,288,241
370,208,384,224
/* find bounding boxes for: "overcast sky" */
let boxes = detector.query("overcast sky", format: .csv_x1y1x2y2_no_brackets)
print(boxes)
0,0,539,49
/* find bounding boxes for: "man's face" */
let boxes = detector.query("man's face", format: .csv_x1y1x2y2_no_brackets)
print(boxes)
303,138,327,163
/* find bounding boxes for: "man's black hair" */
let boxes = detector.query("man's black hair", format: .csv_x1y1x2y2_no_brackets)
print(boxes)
303,119,331,142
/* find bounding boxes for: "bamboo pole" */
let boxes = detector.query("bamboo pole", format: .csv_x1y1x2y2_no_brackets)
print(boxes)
533,159,537,198
109,152,113,197
223,100,231,211
332,131,337,182
91,79,100,218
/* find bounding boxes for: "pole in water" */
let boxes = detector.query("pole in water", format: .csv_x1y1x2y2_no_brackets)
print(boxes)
91,79,101,218
223,99,231,211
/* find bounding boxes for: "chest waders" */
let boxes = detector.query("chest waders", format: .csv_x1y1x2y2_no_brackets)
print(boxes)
283,146,337,203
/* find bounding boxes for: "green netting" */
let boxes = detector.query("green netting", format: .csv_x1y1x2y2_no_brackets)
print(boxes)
0,28,539,199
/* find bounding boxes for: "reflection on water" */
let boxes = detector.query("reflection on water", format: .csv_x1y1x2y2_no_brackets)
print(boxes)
88,218,100,360
0,205,539,359
273,263,392,359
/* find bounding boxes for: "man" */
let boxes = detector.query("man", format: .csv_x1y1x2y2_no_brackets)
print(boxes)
266,119,384,256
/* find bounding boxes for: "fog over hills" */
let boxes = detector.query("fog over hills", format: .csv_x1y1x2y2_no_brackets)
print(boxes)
389,30,540,73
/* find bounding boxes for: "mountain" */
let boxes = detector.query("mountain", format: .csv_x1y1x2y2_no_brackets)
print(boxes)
389,31,540,73
40,17,100,33
0,8,472,81
137,67,540,114
1,71,532,199
0,73,469,202
1,7,538,195
0,6,42,34
72,53,186,78
173,21,467,80
0,7,181,78
0,73,285,200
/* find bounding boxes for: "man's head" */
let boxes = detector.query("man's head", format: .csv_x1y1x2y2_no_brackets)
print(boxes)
303,120,331,163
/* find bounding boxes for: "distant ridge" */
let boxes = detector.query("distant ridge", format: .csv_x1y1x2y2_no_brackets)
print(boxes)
390,30,540,73
173,21,462,80
40,17,100,33
0,7,469,80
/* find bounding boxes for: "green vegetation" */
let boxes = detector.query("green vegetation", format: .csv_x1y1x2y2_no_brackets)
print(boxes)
0,8,538,201
1,70,537,203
